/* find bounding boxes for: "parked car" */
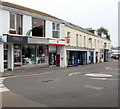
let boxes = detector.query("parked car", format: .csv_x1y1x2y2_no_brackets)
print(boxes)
115,55,120,60
111,55,120,60
111,56,116,59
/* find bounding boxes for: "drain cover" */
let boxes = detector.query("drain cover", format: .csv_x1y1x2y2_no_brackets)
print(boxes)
42,80,54,82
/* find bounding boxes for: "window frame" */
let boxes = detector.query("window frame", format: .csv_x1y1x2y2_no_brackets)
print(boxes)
52,23,60,38
32,18,45,37
10,13,16,31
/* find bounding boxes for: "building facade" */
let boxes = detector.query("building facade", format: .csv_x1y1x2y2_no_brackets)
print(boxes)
0,1,111,72
0,1,66,72
63,23,111,67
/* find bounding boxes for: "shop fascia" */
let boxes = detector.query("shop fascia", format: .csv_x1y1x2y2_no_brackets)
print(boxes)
49,39,65,46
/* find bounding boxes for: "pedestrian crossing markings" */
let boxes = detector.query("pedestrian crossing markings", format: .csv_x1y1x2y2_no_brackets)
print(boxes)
0,78,9,93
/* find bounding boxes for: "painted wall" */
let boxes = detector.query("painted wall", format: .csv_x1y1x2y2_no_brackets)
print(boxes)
60,24,65,40
0,7,2,36
1,10,9,35
0,43,4,72
23,15,32,35
60,46,67,67
45,20,52,38
65,25,111,64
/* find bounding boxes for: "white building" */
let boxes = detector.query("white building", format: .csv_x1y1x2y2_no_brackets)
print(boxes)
0,1,65,72
0,1,111,73
111,47,120,56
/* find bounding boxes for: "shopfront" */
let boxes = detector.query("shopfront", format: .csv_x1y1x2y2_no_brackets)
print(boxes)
4,44,8,69
89,51,94,64
67,50,87,66
104,49,109,62
49,40,65,66
3,34,49,71
13,44,49,67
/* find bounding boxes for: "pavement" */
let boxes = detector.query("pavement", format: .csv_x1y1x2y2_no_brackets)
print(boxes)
2,61,113,78
2,91,47,107
2,66,62,77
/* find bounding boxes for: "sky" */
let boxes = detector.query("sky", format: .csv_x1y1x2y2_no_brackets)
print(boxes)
2,0,119,47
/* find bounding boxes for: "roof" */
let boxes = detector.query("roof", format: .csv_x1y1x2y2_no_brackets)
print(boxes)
112,47,120,50
0,1,111,41
0,1,59,20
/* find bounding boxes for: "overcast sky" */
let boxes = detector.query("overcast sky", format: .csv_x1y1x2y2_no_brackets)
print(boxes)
3,0,118,47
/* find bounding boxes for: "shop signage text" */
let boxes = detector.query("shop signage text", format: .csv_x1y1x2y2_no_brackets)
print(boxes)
7,35,28,43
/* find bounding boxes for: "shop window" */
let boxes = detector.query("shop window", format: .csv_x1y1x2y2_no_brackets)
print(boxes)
52,23,60,38
36,45,48,64
22,45,36,65
22,45,48,65
10,13,23,35
32,18,45,37
4,44,8,69
14,45,22,67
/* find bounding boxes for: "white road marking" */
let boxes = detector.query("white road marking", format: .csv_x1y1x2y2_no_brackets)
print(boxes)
69,72,81,76
105,67,120,70
0,78,9,92
83,85,104,90
85,73,113,77
90,77,118,81
91,78,108,80
0,84,4,88
0,87,9,93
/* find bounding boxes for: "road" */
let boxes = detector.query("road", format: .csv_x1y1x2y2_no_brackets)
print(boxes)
2,60,119,107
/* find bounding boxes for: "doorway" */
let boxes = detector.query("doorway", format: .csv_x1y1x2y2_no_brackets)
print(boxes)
49,53,56,65
4,44,8,69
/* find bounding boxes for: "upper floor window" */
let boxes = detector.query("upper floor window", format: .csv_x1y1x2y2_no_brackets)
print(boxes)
32,18,45,37
94,39,96,48
67,32,70,38
52,23,60,38
104,43,107,48
10,13,15,30
10,13,23,35
76,34,79,46
84,36,86,47
98,40,99,48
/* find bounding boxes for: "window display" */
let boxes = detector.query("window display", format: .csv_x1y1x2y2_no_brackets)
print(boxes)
22,45,36,65
14,45,22,67
22,45,48,65
4,44,8,69
36,45,48,64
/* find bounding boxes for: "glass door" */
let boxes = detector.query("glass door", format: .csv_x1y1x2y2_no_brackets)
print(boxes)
49,53,56,65
4,44,8,69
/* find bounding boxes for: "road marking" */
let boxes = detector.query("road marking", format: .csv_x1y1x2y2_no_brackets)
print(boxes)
69,72,81,76
91,78,118,81
0,77,9,92
83,85,104,90
91,78,108,80
105,67,120,70
85,73,113,77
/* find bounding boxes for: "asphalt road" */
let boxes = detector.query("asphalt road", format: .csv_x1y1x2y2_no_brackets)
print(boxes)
2,60,119,107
